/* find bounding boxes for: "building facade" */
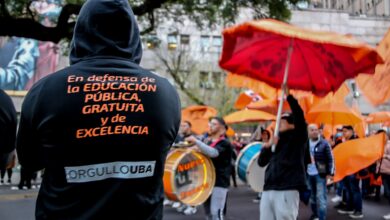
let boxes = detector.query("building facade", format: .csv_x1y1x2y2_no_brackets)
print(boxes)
7,1,390,114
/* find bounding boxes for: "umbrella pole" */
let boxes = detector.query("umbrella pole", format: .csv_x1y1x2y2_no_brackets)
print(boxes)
249,124,261,142
272,38,294,152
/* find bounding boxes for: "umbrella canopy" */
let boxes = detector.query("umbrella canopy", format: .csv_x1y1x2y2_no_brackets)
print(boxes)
365,111,390,124
181,105,218,135
224,109,275,124
306,102,363,126
220,19,382,97
247,99,290,114
226,72,311,100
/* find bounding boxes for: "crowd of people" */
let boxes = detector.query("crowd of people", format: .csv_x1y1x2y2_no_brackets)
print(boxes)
1,77,390,220
0,1,389,220
163,92,390,220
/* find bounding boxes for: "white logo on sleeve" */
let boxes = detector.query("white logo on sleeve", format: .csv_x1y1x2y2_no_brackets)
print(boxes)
65,161,156,183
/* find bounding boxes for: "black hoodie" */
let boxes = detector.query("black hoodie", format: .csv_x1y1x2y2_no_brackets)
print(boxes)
0,89,16,167
16,1,181,219
258,95,308,191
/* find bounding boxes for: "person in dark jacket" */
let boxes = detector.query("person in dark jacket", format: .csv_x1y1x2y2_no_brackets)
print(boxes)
258,93,308,220
0,89,17,184
174,121,193,144
186,117,232,220
336,125,364,219
306,124,334,220
16,1,181,219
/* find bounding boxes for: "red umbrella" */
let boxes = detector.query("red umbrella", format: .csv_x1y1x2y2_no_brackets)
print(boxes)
220,19,381,96
220,19,382,151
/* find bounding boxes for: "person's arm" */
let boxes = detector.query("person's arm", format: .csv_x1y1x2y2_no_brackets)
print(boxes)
0,91,17,154
287,94,307,142
385,142,390,160
257,141,273,167
194,140,219,158
231,146,237,161
325,141,335,176
16,85,45,172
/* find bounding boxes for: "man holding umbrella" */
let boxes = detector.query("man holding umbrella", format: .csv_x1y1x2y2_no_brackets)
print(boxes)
258,91,308,220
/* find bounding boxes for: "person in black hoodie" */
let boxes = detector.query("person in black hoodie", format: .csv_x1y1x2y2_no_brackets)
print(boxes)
0,90,17,184
258,92,308,220
16,1,181,219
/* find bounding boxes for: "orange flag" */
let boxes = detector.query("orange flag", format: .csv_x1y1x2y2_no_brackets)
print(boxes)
308,83,350,108
234,90,262,109
356,63,390,106
181,106,218,135
333,133,386,182
356,29,390,106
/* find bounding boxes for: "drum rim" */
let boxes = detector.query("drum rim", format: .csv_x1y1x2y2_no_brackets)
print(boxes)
181,150,216,206
235,141,263,181
165,148,193,202
165,148,216,206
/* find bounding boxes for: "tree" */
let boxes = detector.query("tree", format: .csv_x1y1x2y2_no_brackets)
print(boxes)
0,0,305,43
149,30,239,114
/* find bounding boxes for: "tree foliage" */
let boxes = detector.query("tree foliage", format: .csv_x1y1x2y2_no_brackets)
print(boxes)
0,0,304,43
151,33,240,113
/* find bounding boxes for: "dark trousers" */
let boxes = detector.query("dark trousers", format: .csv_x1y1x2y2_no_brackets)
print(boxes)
18,167,33,189
0,168,12,181
231,166,237,187
343,175,362,212
362,178,371,197
382,174,390,204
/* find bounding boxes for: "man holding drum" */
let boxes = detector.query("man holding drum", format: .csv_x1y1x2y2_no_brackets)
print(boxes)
185,117,233,220
258,93,308,220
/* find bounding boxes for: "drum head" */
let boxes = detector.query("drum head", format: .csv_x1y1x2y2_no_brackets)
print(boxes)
236,142,262,183
164,149,215,206
247,155,266,192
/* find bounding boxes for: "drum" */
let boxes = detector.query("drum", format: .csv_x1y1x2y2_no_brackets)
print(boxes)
236,142,266,192
163,148,215,206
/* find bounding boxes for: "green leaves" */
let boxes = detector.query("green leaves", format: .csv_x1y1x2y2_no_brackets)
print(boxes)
0,0,304,41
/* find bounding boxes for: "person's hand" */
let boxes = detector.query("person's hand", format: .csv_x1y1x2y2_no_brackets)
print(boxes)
184,136,197,145
282,84,290,96
188,146,198,151
262,142,272,149
263,136,279,149
326,176,334,186
285,85,290,96
270,136,279,146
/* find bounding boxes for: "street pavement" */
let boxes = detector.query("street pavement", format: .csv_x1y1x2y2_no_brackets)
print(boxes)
0,180,389,220
164,185,390,220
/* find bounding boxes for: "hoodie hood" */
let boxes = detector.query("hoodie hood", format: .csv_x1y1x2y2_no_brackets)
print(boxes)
69,0,142,65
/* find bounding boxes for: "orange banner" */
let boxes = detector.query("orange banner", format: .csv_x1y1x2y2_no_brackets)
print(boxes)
356,29,390,106
333,133,386,182
234,90,261,109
